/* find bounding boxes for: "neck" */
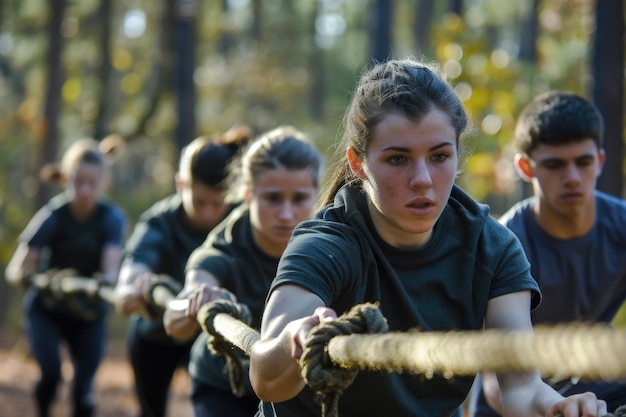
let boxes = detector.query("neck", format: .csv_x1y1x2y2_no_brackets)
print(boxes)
251,227,286,259
532,199,595,239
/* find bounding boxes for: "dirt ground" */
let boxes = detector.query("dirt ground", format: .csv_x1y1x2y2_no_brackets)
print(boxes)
0,331,193,417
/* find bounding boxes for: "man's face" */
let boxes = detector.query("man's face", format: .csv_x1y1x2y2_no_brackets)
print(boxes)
519,139,605,218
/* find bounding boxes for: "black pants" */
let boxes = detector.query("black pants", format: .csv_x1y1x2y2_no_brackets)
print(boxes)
127,318,194,417
24,292,105,417
191,378,259,417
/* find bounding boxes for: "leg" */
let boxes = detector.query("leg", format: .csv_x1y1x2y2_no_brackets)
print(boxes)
64,315,106,417
24,296,63,417
191,378,259,417
127,317,191,417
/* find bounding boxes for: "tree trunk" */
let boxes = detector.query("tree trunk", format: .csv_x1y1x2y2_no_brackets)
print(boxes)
36,0,66,209
369,0,393,63
94,0,113,140
519,0,539,62
593,0,624,197
174,0,198,153
448,0,463,16
309,0,324,121
414,0,433,56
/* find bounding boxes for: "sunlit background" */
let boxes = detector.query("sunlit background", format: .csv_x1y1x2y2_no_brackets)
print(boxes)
0,0,623,332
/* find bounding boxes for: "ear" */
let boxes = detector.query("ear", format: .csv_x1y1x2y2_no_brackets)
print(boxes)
514,153,534,182
347,147,367,180
597,148,606,174
174,173,185,193
243,187,252,205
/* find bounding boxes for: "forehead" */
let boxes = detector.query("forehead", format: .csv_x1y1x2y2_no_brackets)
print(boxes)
369,110,456,150
529,138,599,160
188,181,223,199
70,161,103,177
253,166,316,189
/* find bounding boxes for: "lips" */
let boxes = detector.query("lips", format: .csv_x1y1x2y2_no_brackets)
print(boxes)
560,192,583,203
406,199,435,215
274,226,295,234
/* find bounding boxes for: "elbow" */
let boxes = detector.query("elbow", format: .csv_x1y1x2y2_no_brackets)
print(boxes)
249,349,304,403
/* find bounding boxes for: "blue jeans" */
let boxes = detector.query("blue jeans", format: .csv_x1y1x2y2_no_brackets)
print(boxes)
23,290,106,417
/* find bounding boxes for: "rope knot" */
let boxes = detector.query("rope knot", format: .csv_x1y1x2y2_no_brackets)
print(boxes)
300,302,388,417
144,276,183,319
197,297,252,397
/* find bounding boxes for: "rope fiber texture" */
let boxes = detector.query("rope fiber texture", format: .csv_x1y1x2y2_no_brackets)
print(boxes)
201,300,626,417
197,297,255,397
299,303,389,417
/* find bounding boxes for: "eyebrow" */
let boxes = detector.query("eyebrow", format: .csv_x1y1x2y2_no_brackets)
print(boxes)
535,153,596,163
380,142,455,152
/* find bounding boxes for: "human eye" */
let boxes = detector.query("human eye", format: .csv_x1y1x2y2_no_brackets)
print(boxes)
263,192,282,203
575,156,594,167
293,192,313,204
431,152,450,163
540,160,564,170
387,154,408,166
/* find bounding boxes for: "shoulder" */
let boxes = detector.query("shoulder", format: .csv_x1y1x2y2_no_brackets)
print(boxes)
45,192,71,212
596,191,626,216
98,198,126,226
138,194,181,222
595,191,626,237
497,197,534,234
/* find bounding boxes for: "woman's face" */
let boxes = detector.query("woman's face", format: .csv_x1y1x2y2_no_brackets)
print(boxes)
179,180,229,230
348,109,458,249
247,166,317,257
66,162,106,211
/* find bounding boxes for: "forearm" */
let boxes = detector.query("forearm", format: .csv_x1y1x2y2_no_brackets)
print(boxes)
163,269,220,339
249,332,305,402
163,303,200,340
100,244,124,285
499,372,561,417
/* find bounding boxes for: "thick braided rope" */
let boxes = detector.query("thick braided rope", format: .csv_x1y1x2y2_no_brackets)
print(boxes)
143,276,182,319
299,303,389,417
197,298,254,397
325,322,626,381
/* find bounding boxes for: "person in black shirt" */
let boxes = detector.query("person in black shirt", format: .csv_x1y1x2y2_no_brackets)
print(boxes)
5,136,126,417
114,126,251,417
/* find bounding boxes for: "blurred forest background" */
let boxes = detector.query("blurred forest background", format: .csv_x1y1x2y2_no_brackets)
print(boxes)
0,0,624,338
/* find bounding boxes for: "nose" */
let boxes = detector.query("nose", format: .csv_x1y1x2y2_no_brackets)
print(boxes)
409,160,433,189
563,163,582,186
277,201,295,221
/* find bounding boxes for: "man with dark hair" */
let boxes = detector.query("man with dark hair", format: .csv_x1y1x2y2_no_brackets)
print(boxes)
470,91,626,416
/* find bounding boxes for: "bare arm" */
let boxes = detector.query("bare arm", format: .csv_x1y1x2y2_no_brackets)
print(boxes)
114,262,158,316
486,292,606,417
162,268,222,340
100,243,123,286
249,284,330,403
5,243,41,287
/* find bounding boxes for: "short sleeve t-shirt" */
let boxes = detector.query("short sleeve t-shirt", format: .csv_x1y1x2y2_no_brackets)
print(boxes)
122,194,233,341
262,183,540,417
20,192,126,318
499,191,626,324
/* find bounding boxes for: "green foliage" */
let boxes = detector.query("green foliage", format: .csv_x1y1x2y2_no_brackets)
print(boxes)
0,0,605,269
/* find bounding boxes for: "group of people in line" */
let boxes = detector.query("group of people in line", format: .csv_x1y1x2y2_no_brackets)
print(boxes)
5,56,626,417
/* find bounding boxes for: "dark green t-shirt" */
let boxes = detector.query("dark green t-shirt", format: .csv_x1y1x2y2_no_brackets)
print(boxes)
263,183,541,417
123,194,233,341
187,204,279,393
